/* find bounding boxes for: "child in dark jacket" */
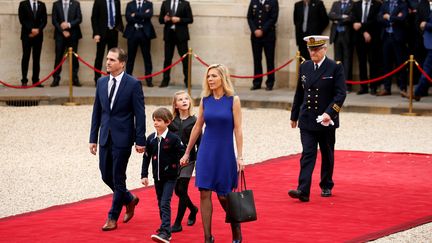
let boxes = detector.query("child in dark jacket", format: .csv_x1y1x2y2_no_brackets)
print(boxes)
141,107,185,243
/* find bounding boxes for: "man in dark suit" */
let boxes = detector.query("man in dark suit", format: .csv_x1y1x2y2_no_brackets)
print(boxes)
329,0,354,92
89,47,146,231
351,0,382,95
293,0,329,60
159,0,193,88
124,0,156,87
18,0,47,87
247,0,279,91
377,0,409,96
91,0,124,85
288,36,347,202
51,0,82,87
414,0,432,101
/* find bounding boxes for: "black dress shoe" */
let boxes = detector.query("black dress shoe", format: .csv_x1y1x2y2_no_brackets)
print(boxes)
171,224,182,233
73,82,82,87
413,95,421,101
35,84,44,88
288,189,309,202
187,206,198,226
147,82,154,87
321,189,332,197
21,82,28,87
356,89,368,95
370,89,377,95
265,87,273,91
250,86,261,91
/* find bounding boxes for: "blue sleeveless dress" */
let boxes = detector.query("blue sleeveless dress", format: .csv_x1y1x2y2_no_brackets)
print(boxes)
195,95,238,195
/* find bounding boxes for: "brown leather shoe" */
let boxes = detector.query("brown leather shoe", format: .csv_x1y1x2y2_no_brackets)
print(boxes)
123,195,139,223
376,90,391,96
102,219,117,231
400,90,409,98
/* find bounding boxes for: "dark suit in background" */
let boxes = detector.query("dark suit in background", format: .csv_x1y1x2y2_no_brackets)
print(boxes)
377,0,408,96
159,0,193,87
293,0,329,60
414,0,432,99
407,0,426,83
247,0,279,90
51,0,82,87
124,0,156,87
290,55,347,200
90,65,146,226
329,0,354,91
18,0,47,87
351,0,382,94
91,0,124,85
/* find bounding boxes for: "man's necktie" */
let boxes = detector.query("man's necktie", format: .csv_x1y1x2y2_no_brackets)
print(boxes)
362,0,369,23
108,0,115,28
302,3,309,33
171,0,177,15
389,0,396,14
63,1,69,22
109,78,117,108
33,1,37,17
137,0,141,12
314,64,318,71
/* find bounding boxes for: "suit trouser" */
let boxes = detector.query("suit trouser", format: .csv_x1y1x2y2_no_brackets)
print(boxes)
334,31,353,82
355,38,381,91
414,49,432,97
155,179,176,234
126,30,153,82
21,36,43,84
94,29,119,82
382,34,408,92
53,37,79,82
298,128,335,196
162,30,188,85
99,137,134,220
251,38,276,88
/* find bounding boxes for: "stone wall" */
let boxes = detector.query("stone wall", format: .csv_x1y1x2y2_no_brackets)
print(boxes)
0,0,336,88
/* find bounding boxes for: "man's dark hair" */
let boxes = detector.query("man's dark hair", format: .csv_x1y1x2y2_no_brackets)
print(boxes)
109,47,128,63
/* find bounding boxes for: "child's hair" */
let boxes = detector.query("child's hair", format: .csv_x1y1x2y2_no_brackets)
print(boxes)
172,90,194,118
152,107,173,123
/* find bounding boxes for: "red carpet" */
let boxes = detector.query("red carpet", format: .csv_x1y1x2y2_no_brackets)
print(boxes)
1,151,431,242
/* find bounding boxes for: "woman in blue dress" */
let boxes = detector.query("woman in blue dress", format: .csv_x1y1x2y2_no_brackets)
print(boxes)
180,64,245,243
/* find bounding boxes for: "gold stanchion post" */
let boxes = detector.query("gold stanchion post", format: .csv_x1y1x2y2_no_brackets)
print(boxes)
295,51,301,85
401,55,418,116
187,48,192,96
63,47,79,106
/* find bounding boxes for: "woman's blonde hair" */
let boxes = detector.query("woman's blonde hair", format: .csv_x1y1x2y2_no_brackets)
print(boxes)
171,90,194,118
201,64,235,97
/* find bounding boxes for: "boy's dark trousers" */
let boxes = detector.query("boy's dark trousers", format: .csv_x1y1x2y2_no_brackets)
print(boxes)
155,179,176,233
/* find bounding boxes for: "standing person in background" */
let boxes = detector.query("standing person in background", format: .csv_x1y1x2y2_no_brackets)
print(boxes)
159,0,193,88
288,36,347,202
294,0,329,60
18,0,47,87
180,64,245,243
141,108,185,243
377,0,409,97
247,0,279,91
329,0,354,93
91,0,124,86
414,0,432,101
351,0,382,95
169,90,200,233
124,0,156,87
51,0,82,87
407,0,426,84
89,47,145,231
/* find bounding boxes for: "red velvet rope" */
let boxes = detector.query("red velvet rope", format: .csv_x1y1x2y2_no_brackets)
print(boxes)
415,61,432,84
75,53,187,80
136,54,187,80
75,54,107,76
345,61,408,84
193,53,295,79
0,55,68,89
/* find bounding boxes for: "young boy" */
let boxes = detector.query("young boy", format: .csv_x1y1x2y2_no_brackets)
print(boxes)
141,107,185,243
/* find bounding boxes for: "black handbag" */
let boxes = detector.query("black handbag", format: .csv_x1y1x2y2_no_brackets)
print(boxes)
225,170,257,223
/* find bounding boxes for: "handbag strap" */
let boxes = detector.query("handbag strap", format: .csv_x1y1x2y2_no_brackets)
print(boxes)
240,170,247,191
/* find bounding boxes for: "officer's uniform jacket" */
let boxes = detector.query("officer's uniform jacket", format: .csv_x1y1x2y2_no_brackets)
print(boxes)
291,57,347,130
247,0,279,41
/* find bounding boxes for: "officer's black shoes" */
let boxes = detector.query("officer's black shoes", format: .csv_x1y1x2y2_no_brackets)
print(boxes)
159,79,169,88
250,86,261,91
288,189,309,202
321,189,332,197
265,86,273,91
